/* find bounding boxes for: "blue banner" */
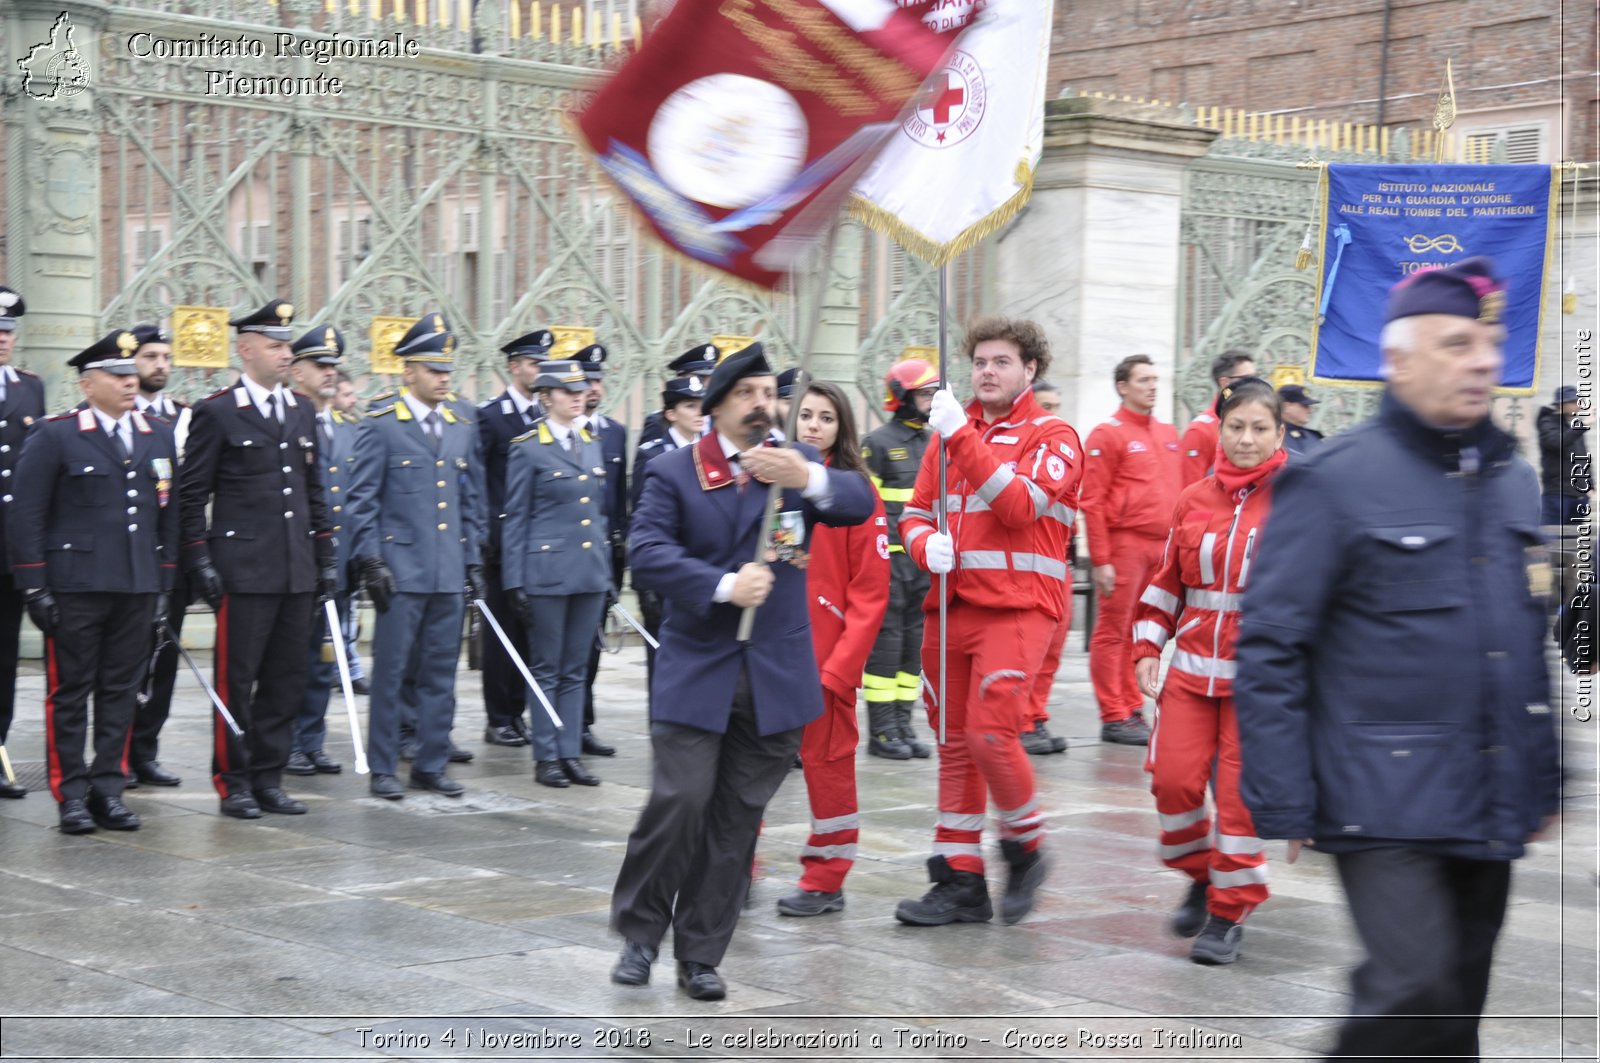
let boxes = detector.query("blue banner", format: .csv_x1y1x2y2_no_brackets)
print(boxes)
1310,163,1558,391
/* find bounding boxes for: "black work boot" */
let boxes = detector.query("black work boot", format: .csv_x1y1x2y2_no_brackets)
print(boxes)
867,704,911,759
894,856,993,926
1170,879,1209,938
1190,914,1243,965
998,839,1050,924
896,703,930,758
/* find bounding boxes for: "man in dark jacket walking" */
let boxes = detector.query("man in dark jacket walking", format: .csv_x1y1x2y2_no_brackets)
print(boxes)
1537,384,1591,526
1235,258,1561,1059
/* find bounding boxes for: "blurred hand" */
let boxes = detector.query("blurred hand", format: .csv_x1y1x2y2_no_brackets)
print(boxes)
1135,657,1162,699
1285,839,1315,864
1093,563,1116,598
358,556,396,614
316,565,339,605
152,592,171,632
924,531,954,575
927,389,968,438
509,588,532,628
24,590,58,636
740,446,809,489
465,564,488,604
730,563,774,608
190,559,225,611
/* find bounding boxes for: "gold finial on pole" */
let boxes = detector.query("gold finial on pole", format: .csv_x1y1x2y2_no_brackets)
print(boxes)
1432,58,1457,163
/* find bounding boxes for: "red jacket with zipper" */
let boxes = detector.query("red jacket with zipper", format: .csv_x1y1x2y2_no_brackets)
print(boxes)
1080,405,1183,564
806,471,890,698
900,389,1083,619
1131,473,1276,698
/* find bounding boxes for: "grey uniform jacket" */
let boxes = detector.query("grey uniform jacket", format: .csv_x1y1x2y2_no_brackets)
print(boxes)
501,419,611,596
345,397,485,594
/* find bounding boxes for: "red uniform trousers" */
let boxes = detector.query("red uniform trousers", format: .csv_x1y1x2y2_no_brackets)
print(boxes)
1029,609,1071,725
796,687,860,892
1088,532,1165,722
1146,689,1269,922
922,604,1055,875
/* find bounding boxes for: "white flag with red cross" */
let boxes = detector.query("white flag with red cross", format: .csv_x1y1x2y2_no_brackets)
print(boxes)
849,0,1052,265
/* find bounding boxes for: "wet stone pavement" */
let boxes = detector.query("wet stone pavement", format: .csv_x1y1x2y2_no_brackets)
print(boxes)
0,629,1594,1061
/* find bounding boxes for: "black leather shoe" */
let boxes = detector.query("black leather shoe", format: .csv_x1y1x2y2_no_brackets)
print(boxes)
559,758,600,786
58,799,96,834
123,775,140,790
252,788,307,815
510,715,531,740
133,761,182,786
446,742,475,764
534,760,570,788
87,793,141,831
581,728,616,756
677,961,727,1001
308,750,342,774
611,940,658,985
285,751,318,776
398,736,418,761
0,778,26,799
219,792,262,819
350,677,371,695
484,724,529,747
408,770,464,796
369,773,404,800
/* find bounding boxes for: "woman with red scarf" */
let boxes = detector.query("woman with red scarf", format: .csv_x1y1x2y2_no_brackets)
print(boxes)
776,380,890,917
1131,377,1288,966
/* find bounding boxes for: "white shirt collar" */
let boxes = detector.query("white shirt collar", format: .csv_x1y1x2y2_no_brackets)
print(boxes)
507,386,537,416
402,389,438,424
547,418,574,444
668,426,693,449
94,408,132,438
0,366,18,386
138,392,172,416
240,374,287,417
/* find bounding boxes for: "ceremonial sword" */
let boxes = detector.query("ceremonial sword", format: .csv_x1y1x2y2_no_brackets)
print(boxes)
472,598,563,729
161,618,245,736
609,601,659,649
324,598,370,775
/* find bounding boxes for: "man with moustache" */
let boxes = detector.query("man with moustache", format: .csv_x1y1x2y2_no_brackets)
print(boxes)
0,287,46,799
179,299,337,819
609,343,874,1001
122,322,191,788
10,330,180,833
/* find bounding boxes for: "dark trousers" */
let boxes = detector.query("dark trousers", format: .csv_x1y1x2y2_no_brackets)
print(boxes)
1330,848,1513,1060
213,592,314,797
370,592,464,776
480,558,529,728
44,593,154,802
611,668,803,966
295,592,349,755
130,574,190,766
0,572,23,744
527,593,606,761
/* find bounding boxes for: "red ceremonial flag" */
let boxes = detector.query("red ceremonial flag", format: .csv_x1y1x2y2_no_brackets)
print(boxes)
573,0,953,289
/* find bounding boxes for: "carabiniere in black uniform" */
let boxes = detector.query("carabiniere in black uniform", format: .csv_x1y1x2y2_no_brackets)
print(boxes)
9,330,179,834
178,299,336,819
0,285,46,799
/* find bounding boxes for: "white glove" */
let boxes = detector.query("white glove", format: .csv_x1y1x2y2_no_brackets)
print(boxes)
924,531,955,574
927,389,968,438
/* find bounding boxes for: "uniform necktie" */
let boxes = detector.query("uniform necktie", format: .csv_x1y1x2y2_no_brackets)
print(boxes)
425,410,442,449
319,413,333,450
266,392,281,424
563,431,575,454
117,421,132,457
732,458,750,492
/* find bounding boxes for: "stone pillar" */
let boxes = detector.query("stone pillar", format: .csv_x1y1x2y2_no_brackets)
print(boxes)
3,0,111,403
810,218,866,387
993,97,1216,437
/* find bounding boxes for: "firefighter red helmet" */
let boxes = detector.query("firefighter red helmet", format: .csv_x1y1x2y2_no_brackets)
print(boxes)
883,359,940,412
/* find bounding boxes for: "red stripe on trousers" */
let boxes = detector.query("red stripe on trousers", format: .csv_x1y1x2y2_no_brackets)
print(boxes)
44,637,63,802
212,595,230,797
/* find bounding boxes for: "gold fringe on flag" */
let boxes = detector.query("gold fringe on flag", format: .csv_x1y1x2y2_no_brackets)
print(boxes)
848,159,1036,268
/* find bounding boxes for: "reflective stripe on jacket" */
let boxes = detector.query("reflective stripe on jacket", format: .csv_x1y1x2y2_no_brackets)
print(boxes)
900,389,1083,619
1132,473,1276,698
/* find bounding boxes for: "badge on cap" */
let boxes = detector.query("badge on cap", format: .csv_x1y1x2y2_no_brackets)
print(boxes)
1479,290,1505,325
278,303,294,322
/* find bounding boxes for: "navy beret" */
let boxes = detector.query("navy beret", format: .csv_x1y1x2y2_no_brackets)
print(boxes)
1384,257,1507,326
